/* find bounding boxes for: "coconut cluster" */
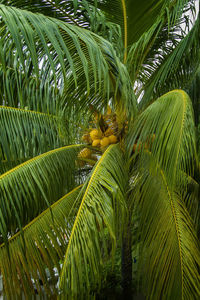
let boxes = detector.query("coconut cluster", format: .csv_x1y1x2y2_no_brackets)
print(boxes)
78,107,119,165
82,108,118,147
86,127,117,148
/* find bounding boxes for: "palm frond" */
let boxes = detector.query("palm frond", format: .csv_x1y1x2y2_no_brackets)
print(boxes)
1,0,92,27
0,65,62,114
0,4,137,116
187,66,200,126
59,144,127,299
87,0,192,52
177,170,199,228
130,155,200,299
0,106,69,173
136,11,200,106
0,185,82,298
0,144,83,243
127,90,196,187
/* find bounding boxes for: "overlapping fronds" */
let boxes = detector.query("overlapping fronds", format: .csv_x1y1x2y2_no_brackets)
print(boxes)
0,144,83,243
0,185,82,298
86,0,192,58
187,66,200,126
90,0,167,46
127,11,184,83
59,144,127,299
1,0,124,58
0,4,137,116
138,12,200,105
127,90,196,186
0,106,68,173
1,0,94,27
129,154,200,299
176,170,199,227
0,65,63,114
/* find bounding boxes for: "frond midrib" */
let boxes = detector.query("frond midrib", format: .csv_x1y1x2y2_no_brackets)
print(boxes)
0,144,83,180
171,90,187,179
121,0,127,63
160,170,184,300
0,185,82,248
59,144,116,286
0,105,57,119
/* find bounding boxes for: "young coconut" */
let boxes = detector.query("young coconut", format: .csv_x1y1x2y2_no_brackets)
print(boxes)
108,135,117,144
92,139,101,147
90,129,103,141
100,137,110,148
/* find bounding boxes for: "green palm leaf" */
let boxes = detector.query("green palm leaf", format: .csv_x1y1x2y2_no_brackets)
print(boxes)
130,155,200,299
187,66,200,126
139,13,200,105
176,171,199,228
0,144,83,243
59,144,127,299
127,1,196,85
0,65,63,114
0,106,68,173
1,0,90,26
0,185,82,298
0,4,137,115
127,90,196,186
87,0,191,57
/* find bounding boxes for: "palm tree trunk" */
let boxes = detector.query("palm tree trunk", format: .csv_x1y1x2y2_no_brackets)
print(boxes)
121,223,132,299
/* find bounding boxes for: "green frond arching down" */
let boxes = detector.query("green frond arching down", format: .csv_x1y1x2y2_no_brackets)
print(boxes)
127,6,185,84
0,66,85,147
126,90,196,187
175,170,199,228
0,185,82,298
0,106,69,174
134,11,200,106
187,65,200,126
85,0,192,60
61,39,138,119
0,0,124,59
0,66,62,114
0,4,137,117
59,144,127,299
129,154,200,300
0,0,94,27
0,144,83,244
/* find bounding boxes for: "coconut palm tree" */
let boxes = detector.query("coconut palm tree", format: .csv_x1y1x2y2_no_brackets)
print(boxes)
0,0,199,299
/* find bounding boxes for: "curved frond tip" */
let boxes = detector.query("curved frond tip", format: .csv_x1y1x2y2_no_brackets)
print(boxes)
130,153,200,300
0,185,82,298
0,105,67,173
59,144,127,299
127,89,196,186
0,144,83,243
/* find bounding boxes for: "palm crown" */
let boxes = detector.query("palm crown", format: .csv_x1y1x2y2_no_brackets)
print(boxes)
0,0,199,299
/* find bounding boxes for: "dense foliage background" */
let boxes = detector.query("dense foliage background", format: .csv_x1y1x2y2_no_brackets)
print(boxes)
0,0,199,299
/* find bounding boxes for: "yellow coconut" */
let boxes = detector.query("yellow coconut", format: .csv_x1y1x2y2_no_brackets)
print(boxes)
108,135,117,144
100,137,110,148
90,129,103,141
92,139,101,147
78,148,92,159
105,127,114,137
